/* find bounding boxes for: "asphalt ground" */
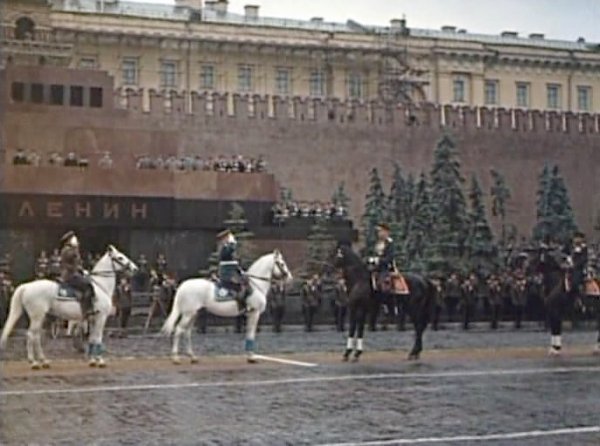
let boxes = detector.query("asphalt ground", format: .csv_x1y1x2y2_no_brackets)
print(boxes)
1,325,599,445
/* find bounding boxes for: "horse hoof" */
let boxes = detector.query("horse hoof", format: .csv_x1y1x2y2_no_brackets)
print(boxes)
41,361,51,369
247,357,258,364
172,357,182,365
548,347,562,357
97,358,106,368
190,357,199,364
31,362,41,370
408,352,420,361
89,358,98,367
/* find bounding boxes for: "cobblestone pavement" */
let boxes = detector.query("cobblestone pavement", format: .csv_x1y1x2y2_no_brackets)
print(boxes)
1,325,599,445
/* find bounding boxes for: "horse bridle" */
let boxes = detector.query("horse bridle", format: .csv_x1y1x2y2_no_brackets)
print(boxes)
91,249,131,277
245,255,289,283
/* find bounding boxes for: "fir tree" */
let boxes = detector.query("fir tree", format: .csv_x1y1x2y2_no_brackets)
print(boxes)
429,135,468,272
533,164,552,241
305,217,335,276
332,182,351,210
465,175,497,275
489,168,511,245
405,173,434,273
361,167,386,255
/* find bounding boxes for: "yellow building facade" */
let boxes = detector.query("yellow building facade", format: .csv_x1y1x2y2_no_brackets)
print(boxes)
2,0,600,113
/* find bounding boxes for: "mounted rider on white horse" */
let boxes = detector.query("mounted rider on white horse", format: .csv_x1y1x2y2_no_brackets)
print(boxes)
216,229,249,313
59,231,95,317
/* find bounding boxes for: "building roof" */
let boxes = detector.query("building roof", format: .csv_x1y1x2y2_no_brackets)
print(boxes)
53,0,599,52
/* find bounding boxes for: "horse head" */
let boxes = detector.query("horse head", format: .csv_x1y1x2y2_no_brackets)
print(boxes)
272,249,293,283
106,245,138,275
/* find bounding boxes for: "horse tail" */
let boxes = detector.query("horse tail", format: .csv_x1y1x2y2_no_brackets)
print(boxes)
0,285,25,349
161,288,182,336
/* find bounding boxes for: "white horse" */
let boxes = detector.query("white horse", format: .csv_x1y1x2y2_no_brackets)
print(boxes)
0,245,137,369
162,250,292,364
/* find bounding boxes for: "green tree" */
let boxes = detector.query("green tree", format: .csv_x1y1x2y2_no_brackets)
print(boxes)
405,173,434,273
490,168,511,245
304,217,336,276
532,165,578,244
332,182,351,210
361,167,386,255
429,135,468,273
465,174,497,275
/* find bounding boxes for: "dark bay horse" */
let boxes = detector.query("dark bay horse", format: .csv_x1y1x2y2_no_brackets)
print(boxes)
333,244,436,361
532,245,591,354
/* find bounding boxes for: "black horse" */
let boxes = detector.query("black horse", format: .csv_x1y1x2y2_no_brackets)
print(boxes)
333,243,436,361
532,244,579,354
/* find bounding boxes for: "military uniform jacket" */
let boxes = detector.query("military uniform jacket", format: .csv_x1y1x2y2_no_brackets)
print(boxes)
60,245,82,276
375,238,395,272
570,243,588,286
302,280,322,307
218,241,240,282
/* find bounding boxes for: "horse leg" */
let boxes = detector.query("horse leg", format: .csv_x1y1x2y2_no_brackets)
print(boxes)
86,312,107,367
26,319,40,369
547,295,563,355
344,306,357,361
353,306,366,362
172,314,192,365
594,299,600,354
245,309,260,363
184,314,199,364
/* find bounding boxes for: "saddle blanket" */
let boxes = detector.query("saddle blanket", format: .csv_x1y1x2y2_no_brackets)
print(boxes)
391,273,410,295
214,285,236,302
56,283,78,299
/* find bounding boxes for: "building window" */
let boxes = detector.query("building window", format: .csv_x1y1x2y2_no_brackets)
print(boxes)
516,82,530,108
90,87,103,108
577,86,592,112
348,72,363,99
122,58,138,86
453,78,465,102
275,67,291,95
15,17,35,40
160,60,178,89
238,64,253,92
70,85,84,106
79,57,97,69
200,64,215,90
484,80,498,105
50,84,64,105
31,83,44,104
309,69,325,97
547,84,561,109
11,82,25,102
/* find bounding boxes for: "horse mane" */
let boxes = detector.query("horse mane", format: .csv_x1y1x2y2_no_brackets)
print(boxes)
247,252,274,275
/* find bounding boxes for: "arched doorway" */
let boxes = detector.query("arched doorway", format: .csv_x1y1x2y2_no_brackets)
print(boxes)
15,17,35,40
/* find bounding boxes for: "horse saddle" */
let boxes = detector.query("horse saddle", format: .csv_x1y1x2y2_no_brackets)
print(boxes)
214,282,250,303
376,272,410,295
584,278,600,296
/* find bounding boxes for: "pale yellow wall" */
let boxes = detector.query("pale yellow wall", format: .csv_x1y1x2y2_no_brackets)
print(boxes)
4,0,600,112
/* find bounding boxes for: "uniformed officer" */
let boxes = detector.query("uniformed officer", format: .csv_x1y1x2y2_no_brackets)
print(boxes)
59,231,95,316
567,231,588,297
301,273,322,332
216,229,247,313
372,223,395,291
269,279,286,333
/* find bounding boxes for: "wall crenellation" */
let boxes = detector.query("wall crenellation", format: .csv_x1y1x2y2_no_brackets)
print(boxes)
113,89,600,137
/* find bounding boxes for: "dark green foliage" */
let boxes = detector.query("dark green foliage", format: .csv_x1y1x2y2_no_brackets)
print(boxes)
465,174,497,275
405,173,434,273
489,168,511,246
532,165,578,244
428,135,468,273
332,182,351,209
361,167,386,255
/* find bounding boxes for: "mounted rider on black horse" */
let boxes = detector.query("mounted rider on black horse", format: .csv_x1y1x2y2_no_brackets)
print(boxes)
565,231,588,300
369,223,396,293
59,230,95,317
216,229,249,313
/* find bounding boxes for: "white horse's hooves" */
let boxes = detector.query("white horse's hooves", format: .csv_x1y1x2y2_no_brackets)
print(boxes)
247,356,258,364
190,357,199,364
89,358,98,367
172,357,182,365
97,358,107,368
548,348,562,357
31,362,41,370
41,361,51,369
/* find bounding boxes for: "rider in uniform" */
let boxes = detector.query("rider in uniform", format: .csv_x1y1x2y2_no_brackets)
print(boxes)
59,231,95,316
566,231,588,298
216,229,247,313
372,222,395,293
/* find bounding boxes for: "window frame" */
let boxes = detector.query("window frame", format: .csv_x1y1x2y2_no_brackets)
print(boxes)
160,60,178,89
200,63,216,90
577,85,592,112
546,83,562,110
348,71,363,99
275,67,291,96
237,64,254,93
309,69,325,97
122,57,139,86
484,79,499,106
516,82,530,108
452,78,466,103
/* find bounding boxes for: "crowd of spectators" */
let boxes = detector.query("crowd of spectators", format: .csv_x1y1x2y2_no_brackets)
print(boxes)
11,149,113,169
272,200,349,223
136,154,267,173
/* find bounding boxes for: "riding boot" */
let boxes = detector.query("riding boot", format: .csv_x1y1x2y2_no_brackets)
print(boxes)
79,289,94,317
235,291,247,314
